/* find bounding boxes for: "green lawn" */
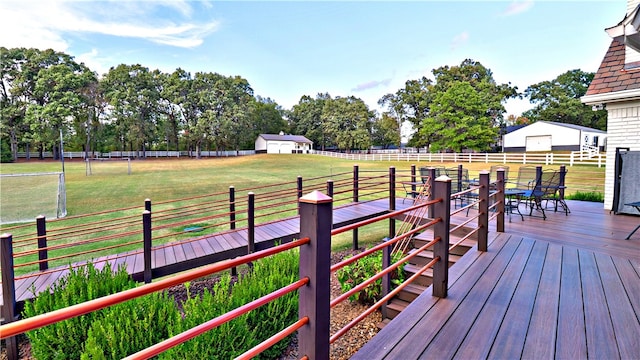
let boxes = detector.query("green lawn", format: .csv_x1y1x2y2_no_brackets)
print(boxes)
0,154,605,275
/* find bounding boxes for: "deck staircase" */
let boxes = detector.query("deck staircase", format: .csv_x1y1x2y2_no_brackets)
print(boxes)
379,221,478,327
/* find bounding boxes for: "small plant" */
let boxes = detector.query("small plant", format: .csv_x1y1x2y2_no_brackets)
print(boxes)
336,249,406,305
566,191,604,202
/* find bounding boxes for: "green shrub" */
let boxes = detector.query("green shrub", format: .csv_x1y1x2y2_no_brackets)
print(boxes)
162,248,299,360
336,249,405,305
0,137,13,163
566,191,604,202
80,292,180,360
22,263,137,360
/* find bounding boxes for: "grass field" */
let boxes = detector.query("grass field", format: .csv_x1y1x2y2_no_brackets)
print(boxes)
0,154,605,275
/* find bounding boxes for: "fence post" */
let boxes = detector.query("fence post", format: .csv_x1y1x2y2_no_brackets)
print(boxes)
36,215,48,271
143,210,152,284
432,176,451,298
326,180,334,198
381,237,391,319
144,198,151,212
427,168,437,219
570,152,574,166
298,191,332,360
388,166,396,239
229,186,236,230
297,176,303,214
478,171,490,252
248,192,255,267
1,234,17,360
496,169,505,233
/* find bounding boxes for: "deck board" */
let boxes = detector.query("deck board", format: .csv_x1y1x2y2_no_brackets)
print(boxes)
355,207,640,360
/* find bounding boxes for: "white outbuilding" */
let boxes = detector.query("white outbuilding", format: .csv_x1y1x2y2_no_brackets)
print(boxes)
503,121,607,152
255,133,313,154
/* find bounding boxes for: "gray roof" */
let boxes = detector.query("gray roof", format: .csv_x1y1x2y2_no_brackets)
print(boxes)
536,121,606,134
258,134,313,143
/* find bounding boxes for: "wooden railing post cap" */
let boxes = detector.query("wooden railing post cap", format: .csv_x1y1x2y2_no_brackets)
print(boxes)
479,170,489,175
229,185,234,189
142,210,150,215
299,190,332,204
1,233,11,238
435,175,451,182
36,215,45,219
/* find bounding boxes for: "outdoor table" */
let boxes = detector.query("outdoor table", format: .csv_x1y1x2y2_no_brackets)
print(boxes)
624,201,640,240
505,189,525,222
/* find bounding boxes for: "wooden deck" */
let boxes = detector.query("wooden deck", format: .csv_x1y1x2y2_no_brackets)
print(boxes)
354,200,640,359
3,198,399,308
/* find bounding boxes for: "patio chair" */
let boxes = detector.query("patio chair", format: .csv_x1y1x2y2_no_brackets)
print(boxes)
511,166,538,191
521,170,560,220
489,165,509,187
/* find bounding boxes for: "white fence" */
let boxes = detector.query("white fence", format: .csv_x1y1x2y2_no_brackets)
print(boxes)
17,150,256,159
313,151,605,167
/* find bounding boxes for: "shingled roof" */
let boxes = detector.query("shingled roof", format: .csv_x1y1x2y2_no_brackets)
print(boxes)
585,38,640,96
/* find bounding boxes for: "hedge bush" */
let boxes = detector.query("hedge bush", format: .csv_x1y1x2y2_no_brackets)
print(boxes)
22,263,138,360
161,248,299,359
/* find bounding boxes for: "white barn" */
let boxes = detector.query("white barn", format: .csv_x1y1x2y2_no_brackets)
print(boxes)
581,0,640,211
255,133,313,154
503,121,606,152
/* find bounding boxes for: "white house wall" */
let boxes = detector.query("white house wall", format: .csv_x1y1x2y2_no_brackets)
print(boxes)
603,102,640,210
255,137,268,151
504,122,580,151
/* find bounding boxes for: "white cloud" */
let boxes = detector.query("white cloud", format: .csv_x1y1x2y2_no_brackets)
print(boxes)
0,0,219,51
501,0,534,17
351,78,391,92
450,31,469,51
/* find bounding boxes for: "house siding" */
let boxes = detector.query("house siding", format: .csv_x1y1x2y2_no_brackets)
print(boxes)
603,101,640,210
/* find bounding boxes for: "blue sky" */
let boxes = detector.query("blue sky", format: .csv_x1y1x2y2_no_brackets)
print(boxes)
0,0,625,116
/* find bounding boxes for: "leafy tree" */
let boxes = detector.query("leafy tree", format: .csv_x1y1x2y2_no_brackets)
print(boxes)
372,113,400,149
0,47,29,161
289,93,331,150
245,96,287,149
379,77,432,148
101,64,161,156
419,81,498,152
523,69,607,130
321,96,373,151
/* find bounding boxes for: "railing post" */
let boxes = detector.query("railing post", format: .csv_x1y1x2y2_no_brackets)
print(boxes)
427,168,437,219
457,164,463,193
229,186,236,230
411,164,417,194
1,234,17,360
297,176,303,214
36,215,48,271
143,210,152,284
388,166,396,239
478,171,490,251
144,198,151,212
298,191,332,360
248,192,255,268
353,165,359,250
496,169,506,233
432,176,451,298
326,180,334,198
381,237,391,319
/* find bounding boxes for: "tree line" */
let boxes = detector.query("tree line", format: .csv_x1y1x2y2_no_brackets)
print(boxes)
0,47,606,162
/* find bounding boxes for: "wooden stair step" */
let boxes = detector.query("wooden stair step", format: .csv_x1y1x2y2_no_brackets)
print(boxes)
386,298,411,319
403,264,434,287
377,318,392,330
408,249,463,267
396,282,428,303
414,236,476,256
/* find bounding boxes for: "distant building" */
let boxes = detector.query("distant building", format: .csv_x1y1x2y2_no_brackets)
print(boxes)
255,133,313,154
581,1,640,210
502,121,606,152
